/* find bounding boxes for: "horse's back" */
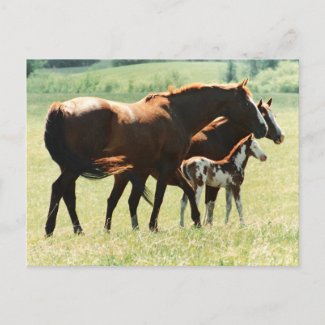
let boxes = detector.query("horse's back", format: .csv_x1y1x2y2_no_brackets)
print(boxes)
59,97,112,115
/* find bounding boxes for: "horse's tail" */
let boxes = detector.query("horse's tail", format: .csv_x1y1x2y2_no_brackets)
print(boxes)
181,162,190,181
44,102,152,204
44,102,131,179
90,156,133,177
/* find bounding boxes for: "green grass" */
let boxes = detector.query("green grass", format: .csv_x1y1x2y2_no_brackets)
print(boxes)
27,61,299,266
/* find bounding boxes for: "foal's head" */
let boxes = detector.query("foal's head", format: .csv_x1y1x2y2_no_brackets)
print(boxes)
246,134,267,162
257,98,285,144
223,79,268,139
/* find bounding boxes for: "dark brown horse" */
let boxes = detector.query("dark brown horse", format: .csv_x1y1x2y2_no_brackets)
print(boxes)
104,97,283,231
44,80,267,235
186,98,284,225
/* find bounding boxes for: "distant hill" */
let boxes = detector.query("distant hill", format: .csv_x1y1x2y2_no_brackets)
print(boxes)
27,60,298,95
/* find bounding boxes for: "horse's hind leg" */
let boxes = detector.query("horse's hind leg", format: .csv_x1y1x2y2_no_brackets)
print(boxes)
45,170,79,237
62,180,83,234
225,188,233,224
104,174,129,232
179,193,188,228
204,186,219,225
128,173,149,230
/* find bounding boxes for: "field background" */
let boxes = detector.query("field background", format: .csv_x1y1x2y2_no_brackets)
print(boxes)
27,60,299,266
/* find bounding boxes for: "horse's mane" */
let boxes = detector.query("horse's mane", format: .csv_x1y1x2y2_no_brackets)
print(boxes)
145,82,252,102
213,133,253,165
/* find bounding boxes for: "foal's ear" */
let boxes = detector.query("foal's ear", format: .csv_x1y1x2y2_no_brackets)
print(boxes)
257,98,263,107
267,98,272,106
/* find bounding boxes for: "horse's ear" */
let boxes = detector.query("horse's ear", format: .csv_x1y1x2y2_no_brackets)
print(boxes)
267,98,272,106
257,98,263,107
238,79,248,88
244,78,248,86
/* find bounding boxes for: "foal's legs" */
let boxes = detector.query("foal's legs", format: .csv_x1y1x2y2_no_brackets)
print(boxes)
231,186,245,225
148,165,201,231
174,169,201,227
179,183,202,228
45,169,79,236
204,186,220,225
225,188,233,224
104,174,129,232
179,193,189,227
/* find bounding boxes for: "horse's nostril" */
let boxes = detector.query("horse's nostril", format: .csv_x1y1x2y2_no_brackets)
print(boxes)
261,155,267,161
275,134,285,144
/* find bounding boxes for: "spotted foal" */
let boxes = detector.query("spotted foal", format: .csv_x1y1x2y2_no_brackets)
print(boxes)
180,134,267,227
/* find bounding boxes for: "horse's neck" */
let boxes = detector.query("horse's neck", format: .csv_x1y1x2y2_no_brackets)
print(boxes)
213,122,249,148
171,89,230,136
232,145,250,171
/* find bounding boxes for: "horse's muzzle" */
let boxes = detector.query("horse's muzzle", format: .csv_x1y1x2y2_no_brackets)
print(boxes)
260,154,267,162
274,134,285,144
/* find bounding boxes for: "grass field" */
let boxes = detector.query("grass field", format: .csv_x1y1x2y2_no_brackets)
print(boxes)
27,61,299,266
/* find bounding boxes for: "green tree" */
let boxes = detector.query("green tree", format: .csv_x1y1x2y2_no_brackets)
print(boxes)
26,60,46,77
226,61,237,82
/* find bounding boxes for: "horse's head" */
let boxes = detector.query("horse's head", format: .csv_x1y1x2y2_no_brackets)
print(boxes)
257,98,285,144
246,134,267,162
225,79,268,139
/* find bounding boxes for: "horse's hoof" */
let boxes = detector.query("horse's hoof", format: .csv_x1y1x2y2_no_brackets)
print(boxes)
149,225,158,232
132,226,140,231
44,232,53,238
73,226,84,235
193,222,201,229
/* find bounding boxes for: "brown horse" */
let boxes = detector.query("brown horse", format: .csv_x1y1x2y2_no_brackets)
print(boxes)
186,98,284,225
44,79,267,235
104,98,283,231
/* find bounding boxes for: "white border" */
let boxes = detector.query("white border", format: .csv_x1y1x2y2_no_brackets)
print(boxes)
1,0,324,324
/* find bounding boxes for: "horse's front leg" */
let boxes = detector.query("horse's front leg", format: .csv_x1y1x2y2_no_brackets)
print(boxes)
231,186,245,225
104,174,129,232
148,171,169,232
204,185,220,225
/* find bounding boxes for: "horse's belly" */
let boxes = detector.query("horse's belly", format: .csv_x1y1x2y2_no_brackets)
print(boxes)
207,169,232,188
